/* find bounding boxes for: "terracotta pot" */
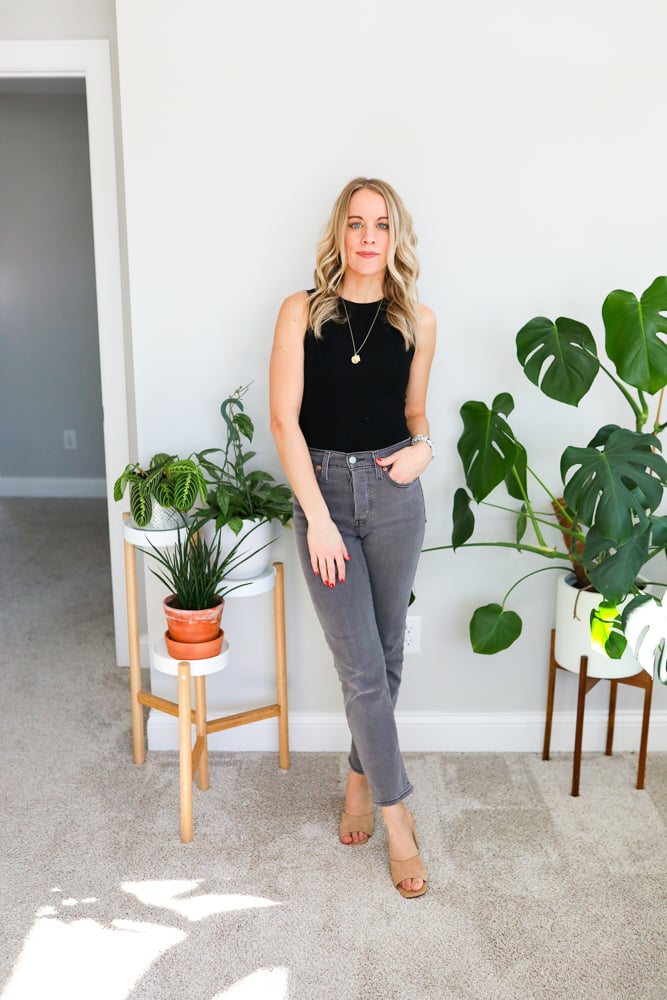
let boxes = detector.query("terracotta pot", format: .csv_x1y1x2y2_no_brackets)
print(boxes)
163,595,224,644
164,629,224,660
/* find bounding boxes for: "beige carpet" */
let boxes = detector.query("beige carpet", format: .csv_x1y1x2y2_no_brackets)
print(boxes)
1,498,666,1000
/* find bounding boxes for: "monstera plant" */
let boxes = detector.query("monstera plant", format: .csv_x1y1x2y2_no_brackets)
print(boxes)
430,276,667,679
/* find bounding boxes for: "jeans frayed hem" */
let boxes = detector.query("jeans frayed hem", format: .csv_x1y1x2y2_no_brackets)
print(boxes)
347,760,412,807
374,783,413,808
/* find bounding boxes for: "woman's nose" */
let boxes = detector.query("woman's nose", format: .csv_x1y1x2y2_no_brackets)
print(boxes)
361,231,375,244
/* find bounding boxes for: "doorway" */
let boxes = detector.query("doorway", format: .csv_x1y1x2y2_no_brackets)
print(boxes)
0,41,130,663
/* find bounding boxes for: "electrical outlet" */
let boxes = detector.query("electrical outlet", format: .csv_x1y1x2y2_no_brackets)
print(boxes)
63,429,77,450
404,615,421,654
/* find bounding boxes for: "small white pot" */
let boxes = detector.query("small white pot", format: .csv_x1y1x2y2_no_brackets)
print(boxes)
554,572,642,679
204,518,275,581
144,504,186,530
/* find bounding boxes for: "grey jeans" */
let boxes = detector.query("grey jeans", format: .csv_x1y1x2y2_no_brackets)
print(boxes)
293,439,426,807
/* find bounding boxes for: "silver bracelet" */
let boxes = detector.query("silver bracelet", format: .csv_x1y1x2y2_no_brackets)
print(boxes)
411,435,435,460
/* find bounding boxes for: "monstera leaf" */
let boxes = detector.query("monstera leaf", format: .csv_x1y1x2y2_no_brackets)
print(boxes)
452,488,475,548
590,601,628,660
457,393,527,503
516,316,599,406
603,276,667,394
561,428,667,544
583,524,650,604
469,603,522,654
621,594,667,683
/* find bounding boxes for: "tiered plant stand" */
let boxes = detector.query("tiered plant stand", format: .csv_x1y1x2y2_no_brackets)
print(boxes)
122,513,290,841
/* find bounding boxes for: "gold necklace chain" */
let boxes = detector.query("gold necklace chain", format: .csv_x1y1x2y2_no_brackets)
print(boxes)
341,298,383,365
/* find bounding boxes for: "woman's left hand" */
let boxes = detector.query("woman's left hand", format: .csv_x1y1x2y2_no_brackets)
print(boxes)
375,442,432,484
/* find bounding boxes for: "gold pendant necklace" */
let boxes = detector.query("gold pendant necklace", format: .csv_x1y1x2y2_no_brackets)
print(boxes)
341,298,383,365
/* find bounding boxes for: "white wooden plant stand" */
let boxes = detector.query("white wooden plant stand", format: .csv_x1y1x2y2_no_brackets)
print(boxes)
122,513,290,841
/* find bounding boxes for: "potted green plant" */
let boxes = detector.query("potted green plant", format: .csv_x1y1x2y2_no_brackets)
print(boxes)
114,452,212,529
144,520,270,658
194,385,293,578
427,275,667,679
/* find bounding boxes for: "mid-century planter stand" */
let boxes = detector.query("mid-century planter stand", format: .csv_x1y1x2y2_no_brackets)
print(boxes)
542,629,653,797
122,513,290,841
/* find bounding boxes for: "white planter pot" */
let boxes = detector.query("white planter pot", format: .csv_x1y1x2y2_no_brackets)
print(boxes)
204,518,275,581
554,572,642,679
144,504,186,530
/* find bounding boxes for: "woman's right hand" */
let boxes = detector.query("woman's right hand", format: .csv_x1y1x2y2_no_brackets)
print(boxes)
306,516,350,587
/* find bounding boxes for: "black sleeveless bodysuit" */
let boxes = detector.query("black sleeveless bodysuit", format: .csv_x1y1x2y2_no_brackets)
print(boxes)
299,298,415,452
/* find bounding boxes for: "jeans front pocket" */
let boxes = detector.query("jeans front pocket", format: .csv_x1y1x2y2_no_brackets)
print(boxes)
383,468,419,490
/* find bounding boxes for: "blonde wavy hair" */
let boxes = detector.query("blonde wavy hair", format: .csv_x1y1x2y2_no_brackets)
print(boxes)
308,177,420,348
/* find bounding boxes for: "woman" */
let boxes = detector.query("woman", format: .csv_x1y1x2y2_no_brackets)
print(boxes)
269,177,436,898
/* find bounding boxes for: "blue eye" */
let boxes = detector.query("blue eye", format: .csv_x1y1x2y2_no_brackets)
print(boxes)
377,223,389,230
349,222,362,229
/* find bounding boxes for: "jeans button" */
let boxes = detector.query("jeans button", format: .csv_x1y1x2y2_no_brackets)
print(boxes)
349,455,357,465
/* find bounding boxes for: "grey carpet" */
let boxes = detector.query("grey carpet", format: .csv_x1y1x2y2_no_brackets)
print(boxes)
1,498,666,1000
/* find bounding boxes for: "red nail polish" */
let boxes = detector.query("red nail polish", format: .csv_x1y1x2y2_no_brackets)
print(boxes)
375,458,382,464
329,582,335,589
344,554,351,561
314,569,320,576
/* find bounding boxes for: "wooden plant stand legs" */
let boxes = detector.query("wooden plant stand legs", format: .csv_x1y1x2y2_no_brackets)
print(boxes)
606,671,653,790
177,663,211,843
542,628,654,796
178,661,193,843
274,562,290,770
542,629,557,766
572,654,598,797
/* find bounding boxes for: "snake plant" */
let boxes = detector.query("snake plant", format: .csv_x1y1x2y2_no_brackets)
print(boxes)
144,520,272,608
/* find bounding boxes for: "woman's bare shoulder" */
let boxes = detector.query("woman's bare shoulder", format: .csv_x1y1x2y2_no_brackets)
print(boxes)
417,303,436,345
279,290,310,321
418,302,436,327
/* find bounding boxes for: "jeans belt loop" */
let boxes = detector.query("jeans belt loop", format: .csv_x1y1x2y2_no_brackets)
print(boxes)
321,451,331,481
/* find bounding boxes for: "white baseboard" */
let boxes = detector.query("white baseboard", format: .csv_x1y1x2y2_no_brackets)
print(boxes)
146,708,667,753
0,477,106,498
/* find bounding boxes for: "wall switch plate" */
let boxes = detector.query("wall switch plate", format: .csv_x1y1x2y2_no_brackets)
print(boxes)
64,429,77,450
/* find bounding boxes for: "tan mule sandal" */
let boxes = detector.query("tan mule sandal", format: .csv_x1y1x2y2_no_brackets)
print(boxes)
339,811,374,844
389,813,428,898
390,852,428,898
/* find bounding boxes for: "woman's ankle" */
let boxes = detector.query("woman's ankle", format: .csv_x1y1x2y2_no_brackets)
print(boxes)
344,771,372,811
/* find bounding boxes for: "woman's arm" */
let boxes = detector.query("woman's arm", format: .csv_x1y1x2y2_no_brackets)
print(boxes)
269,292,350,586
376,303,437,483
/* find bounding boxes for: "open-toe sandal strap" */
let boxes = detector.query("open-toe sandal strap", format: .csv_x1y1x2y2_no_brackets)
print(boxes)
339,811,374,838
390,853,428,888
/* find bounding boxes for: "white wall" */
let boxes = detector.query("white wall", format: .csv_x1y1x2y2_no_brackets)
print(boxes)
0,0,115,37
115,0,667,747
